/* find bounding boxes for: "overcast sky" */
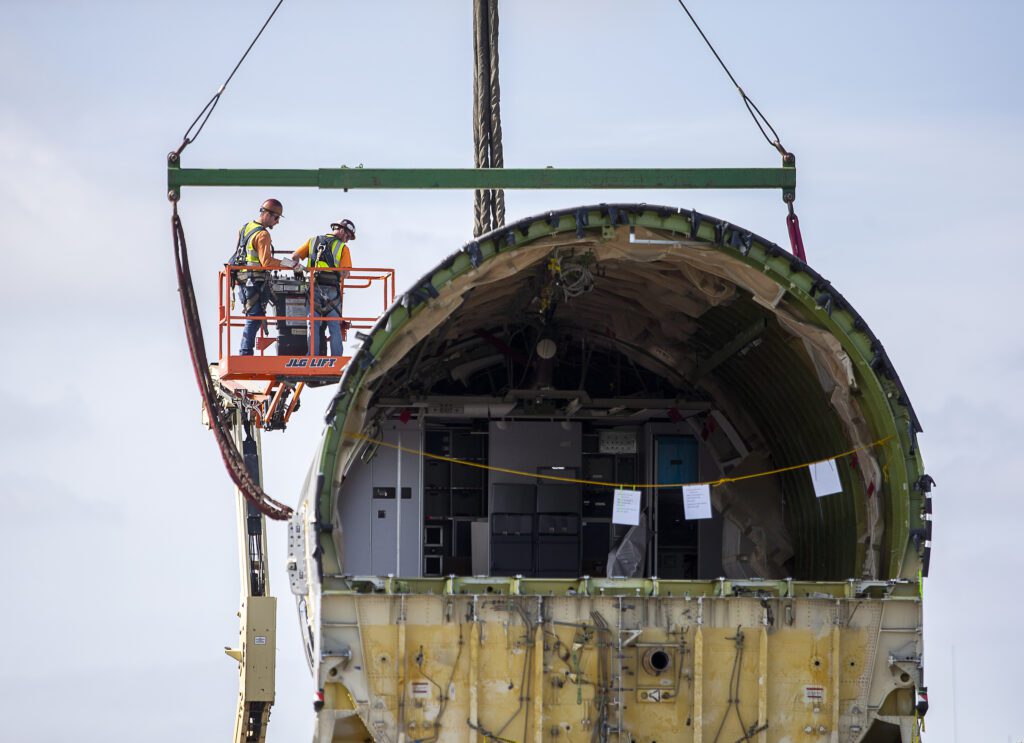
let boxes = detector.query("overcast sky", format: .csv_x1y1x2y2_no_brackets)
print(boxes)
2,1,1022,741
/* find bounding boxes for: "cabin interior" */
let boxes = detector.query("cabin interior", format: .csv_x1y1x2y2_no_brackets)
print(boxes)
332,229,884,582
337,413,752,581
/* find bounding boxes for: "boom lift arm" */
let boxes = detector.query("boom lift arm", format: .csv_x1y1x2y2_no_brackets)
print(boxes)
213,378,277,743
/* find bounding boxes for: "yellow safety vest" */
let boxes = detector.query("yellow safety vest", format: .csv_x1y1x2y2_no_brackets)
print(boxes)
236,221,267,282
307,235,349,285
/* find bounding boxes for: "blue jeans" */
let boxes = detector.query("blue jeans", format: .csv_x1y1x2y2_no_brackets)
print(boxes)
237,281,268,355
312,284,344,356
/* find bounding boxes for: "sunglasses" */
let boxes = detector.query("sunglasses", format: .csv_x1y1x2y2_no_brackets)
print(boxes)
261,208,283,220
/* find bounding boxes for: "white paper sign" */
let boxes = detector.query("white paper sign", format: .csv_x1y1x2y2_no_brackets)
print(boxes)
682,484,712,520
612,489,641,525
809,459,842,498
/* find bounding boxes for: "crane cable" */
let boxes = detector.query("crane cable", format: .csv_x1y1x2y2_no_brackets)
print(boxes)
172,204,293,521
170,0,286,162
167,0,292,519
674,0,808,262
472,0,506,237
674,0,789,159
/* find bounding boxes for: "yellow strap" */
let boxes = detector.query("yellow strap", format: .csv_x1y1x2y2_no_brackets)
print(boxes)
342,431,894,489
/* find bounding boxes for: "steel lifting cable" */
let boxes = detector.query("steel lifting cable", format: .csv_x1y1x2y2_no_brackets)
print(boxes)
471,0,490,237
472,0,506,237
674,0,809,262
674,0,789,159
486,0,506,228
167,2,291,519
472,0,490,235
171,205,293,521
170,0,285,161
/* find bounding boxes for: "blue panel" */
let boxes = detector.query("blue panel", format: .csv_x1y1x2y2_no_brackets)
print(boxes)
656,436,698,484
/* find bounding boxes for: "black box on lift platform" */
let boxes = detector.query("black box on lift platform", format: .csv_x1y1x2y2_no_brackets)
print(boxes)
270,276,309,355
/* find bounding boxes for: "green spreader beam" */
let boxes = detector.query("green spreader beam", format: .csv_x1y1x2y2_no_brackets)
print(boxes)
166,161,795,201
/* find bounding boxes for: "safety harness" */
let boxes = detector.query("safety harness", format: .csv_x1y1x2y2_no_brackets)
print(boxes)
229,221,271,315
229,221,267,285
308,236,349,347
308,234,348,287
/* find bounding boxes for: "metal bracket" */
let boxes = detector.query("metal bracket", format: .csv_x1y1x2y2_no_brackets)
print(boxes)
287,513,308,595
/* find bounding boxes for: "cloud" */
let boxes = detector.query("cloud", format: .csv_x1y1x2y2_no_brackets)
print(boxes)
0,117,97,225
2,388,94,442
0,471,121,525
0,661,236,742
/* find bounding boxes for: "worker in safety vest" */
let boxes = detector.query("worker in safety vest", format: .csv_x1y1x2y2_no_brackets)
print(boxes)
235,198,304,355
289,218,354,356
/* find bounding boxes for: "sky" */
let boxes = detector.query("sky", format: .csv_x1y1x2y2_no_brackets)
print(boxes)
2,0,1022,741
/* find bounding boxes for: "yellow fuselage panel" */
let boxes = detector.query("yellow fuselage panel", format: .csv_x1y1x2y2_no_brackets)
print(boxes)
317,592,919,742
